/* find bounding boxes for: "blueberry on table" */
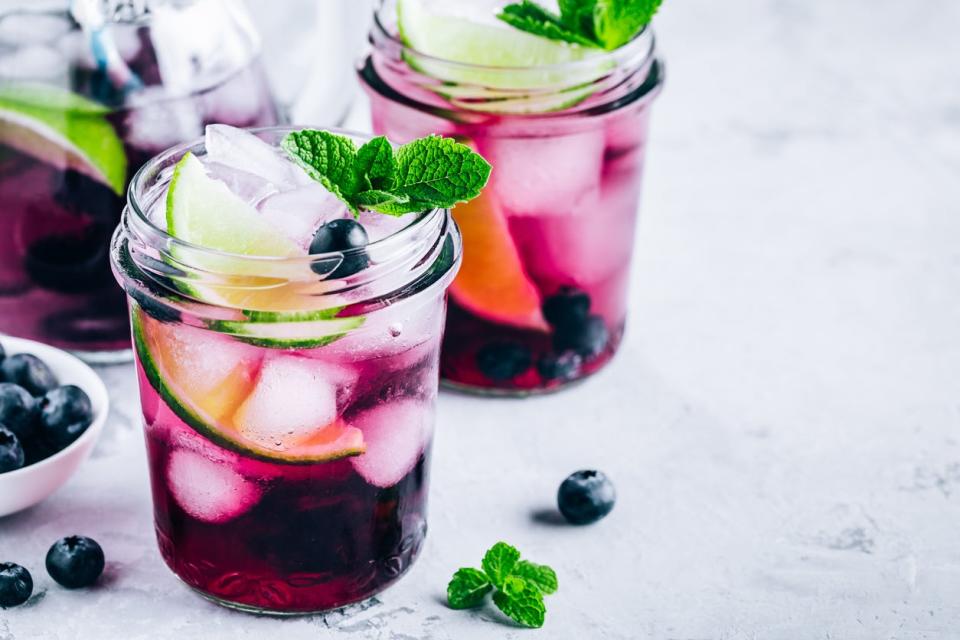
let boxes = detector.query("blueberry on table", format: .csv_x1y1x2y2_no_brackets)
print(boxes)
309,219,370,278
46,536,105,589
476,342,533,381
553,315,610,360
557,470,616,525
0,563,33,608
537,351,582,382
0,354,59,396
38,385,94,451
0,383,37,440
542,287,591,330
0,426,25,473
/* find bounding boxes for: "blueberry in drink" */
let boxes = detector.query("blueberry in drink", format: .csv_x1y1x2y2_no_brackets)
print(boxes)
112,125,485,613
361,0,665,393
0,0,278,359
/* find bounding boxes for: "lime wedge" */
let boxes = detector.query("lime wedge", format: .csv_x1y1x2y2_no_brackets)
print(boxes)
0,83,127,194
167,152,302,257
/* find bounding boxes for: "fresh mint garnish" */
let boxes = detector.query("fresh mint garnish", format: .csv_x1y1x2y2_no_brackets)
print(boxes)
498,0,663,51
446,541,558,629
282,130,491,217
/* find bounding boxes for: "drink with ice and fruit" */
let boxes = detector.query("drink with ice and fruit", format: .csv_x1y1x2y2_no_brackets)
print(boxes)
361,0,664,393
0,0,277,359
112,125,483,613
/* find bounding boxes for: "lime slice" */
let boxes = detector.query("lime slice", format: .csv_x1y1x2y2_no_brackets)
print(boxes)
397,0,607,105
208,309,366,349
167,152,302,257
0,83,127,194
132,306,366,464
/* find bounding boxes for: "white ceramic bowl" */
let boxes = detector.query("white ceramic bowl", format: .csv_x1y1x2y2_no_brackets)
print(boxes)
0,337,109,518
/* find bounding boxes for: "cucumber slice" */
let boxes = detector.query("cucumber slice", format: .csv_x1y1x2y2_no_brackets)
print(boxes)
132,305,366,464
0,83,127,194
209,309,366,349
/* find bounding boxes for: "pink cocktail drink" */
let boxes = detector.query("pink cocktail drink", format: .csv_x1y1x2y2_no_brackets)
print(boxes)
112,126,466,613
0,0,277,360
361,0,664,393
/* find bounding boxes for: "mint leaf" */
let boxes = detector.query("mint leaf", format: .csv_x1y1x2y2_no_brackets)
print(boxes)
447,568,492,609
355,136,396,191
481,542,521,588
353,189,409,209
493,585,546,628
282,130,360,214
389,135,491,211
497,1,597,47
512,560,558,595
593,0,662,49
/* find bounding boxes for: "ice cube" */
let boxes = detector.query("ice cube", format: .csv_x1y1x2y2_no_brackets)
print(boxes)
167,449,261,523
203,160,278,206
358,209,414,243
123,87,204,153
479,131,605,216
233,355,356,448
202,66,272,127
350,400,430,488
258,183,349,250
205,125,303,189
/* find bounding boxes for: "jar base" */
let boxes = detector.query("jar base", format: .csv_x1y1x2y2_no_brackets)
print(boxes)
71,347,133,365
441,366,600,397
184,580,383,618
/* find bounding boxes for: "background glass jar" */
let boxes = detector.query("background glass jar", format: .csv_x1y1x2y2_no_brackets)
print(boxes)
111,127,462,614
0,0,277,361
360,0,664,394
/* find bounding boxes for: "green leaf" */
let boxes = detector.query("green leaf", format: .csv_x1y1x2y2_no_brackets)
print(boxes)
355,136,396,191
353,189,409,209
497,1,598,47
512,560,559,595
593,0,662,50
391,135,492,209
447,568,493,609
481,542,521,588
281,130,360,214
558,0,598,40
493,586,546,628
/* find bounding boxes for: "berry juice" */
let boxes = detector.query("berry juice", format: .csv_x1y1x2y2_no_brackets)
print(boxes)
360,0,664,393
112,126,463,614
0,1,277,359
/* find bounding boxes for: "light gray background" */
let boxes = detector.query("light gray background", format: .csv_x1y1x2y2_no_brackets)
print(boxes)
3,0,960,638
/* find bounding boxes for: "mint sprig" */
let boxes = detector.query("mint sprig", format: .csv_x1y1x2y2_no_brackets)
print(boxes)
446,542,558,629
282,130,491,217
498,0,663,51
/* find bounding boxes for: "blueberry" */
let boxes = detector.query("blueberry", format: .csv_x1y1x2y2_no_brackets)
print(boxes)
476,342,533,381
537,351,582,382
0,384,37,440
46,536,105,589
542,288,591,330
0,427,25,473
553,315,610,360
309,219,370,278
38,386,93,451
557,470,616,525
1,354,58,396
0,342,5,366
0,563,33,608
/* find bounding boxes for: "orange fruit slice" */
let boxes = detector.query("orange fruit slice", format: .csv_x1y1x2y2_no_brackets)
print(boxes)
450,188,547,330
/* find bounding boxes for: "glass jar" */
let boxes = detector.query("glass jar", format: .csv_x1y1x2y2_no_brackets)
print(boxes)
0,0,277,361
111,126,462,614
360,0,664,394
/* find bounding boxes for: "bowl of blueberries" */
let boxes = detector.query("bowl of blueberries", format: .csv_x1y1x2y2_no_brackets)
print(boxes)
0,337,109,517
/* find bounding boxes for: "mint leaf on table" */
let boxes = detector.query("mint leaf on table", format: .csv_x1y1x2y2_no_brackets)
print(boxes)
481,541,521,588
513,560,559,595
447,568,493,609
493,583,547,628
281,130,361,214
446,542,557,629
497,1,596,46
498,0,664,51
282,130,491,217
